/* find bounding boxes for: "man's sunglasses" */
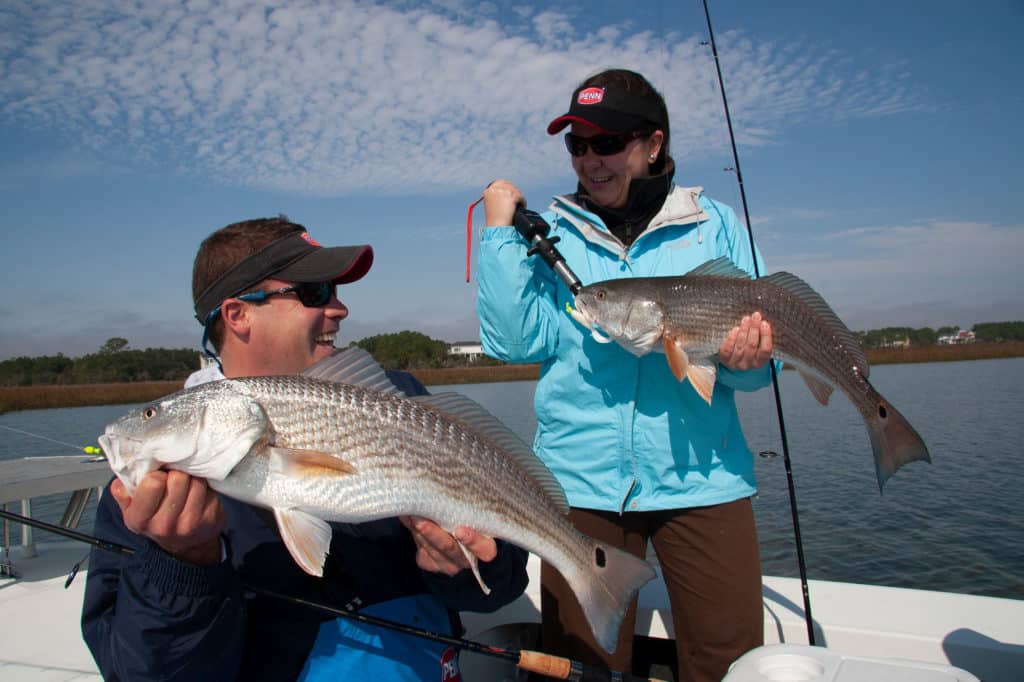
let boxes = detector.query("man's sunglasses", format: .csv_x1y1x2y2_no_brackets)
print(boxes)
235,280,336,308
564,131,647,157
200,281,335,360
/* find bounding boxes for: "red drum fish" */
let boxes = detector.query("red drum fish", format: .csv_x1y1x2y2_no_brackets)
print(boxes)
569,257,931,489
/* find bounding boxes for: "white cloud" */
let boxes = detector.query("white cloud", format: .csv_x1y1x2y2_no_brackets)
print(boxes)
0,0,929,197
769,220,1024,329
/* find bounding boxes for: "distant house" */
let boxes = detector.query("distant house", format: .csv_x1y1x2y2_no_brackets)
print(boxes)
448,341,483,360
880,336,911,349
939,330,976,345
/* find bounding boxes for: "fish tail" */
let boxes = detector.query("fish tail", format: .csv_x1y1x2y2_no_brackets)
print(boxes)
867,397,931,490
566,542,657,653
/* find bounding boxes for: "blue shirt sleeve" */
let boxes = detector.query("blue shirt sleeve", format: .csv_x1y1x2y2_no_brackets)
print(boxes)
476,225,562,363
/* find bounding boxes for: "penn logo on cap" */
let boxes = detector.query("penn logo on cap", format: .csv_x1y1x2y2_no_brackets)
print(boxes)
300,232,322,247
577,87,605,105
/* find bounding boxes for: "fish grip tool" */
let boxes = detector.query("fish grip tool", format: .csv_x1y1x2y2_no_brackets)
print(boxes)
0,507,668,682
513,206,583,295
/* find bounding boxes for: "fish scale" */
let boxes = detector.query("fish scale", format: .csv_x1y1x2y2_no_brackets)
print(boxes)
98,348,657,653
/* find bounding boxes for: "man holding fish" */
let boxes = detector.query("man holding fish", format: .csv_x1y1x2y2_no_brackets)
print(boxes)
478,69,775,682
82,217,530,681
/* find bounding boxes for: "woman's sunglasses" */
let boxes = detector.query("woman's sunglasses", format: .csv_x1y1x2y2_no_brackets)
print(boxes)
564,131,647,158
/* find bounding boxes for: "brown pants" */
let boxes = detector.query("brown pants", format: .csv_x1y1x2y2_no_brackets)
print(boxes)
540,499,763,682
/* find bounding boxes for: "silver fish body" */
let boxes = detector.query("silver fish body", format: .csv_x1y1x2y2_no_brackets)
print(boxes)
570,257,931,489
98,350,655,652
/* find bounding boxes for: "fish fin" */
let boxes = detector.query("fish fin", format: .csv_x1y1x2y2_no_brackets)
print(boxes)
412,393,569,514
866,392,931,491
562,543,657,653
269,447,357,475
684,256,751,279
687,360,718,405
301,347,403,395
662,334,690,382
762,271,869,375
274,508,332,577
798,370,834,406
455,538,492,595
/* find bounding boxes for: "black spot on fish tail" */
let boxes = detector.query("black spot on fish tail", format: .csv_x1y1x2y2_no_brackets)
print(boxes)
595,547,606,568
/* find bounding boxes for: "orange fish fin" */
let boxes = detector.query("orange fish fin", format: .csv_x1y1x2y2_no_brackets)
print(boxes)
687,360,718,405
270,447,357,475
798,370,834,406
662,334,690,382
273,507,332,577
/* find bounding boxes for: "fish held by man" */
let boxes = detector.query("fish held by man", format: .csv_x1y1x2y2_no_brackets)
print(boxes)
568,257,931,490
97,347,655,653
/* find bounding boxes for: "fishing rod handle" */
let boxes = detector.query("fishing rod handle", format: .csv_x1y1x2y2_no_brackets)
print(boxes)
518,650,669,682
513,206,583,295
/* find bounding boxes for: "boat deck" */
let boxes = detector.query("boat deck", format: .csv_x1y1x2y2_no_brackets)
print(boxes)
2,457,1022,681
0,542,100,682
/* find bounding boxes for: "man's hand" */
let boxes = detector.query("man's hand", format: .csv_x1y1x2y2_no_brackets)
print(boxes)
718,311,773,371
400,515,497,576
111,470,225,566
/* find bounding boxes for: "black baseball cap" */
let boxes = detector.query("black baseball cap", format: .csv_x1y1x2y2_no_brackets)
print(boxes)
547,82,667,135
194,230,373,324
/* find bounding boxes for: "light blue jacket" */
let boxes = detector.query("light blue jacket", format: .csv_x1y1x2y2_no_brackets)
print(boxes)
477,186,771,512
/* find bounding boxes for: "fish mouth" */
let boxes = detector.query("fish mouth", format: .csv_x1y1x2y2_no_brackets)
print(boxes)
566,301,613,344
97,432,150,495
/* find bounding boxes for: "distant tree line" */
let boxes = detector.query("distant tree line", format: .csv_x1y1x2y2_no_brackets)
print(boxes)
3,322,1021,386
854,321,1024,349
0,332,501,386
352,331,501,370
0,340,200,386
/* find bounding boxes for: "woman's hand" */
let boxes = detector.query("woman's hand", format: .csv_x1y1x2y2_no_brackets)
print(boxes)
482,179,525,227
718,311,773,371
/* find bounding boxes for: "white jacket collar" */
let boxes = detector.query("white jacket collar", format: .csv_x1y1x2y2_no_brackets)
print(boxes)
549,184,709,254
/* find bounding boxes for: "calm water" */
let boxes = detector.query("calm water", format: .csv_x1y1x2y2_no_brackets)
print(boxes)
438,358,1024,601
2,358,1022,600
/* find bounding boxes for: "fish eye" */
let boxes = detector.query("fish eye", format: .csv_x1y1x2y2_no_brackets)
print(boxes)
142,407,158,421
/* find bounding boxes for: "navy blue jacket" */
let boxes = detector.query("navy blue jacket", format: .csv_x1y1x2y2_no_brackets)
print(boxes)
81,371,529,680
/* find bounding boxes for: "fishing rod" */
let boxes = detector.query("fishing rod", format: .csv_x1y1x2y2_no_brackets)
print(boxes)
0,423,104,456
700,0,816,645
465,199,583,296
0,508,666,682
512,206,583,295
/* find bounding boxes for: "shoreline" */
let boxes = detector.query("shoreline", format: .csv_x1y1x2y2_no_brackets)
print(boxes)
2,342,1021,414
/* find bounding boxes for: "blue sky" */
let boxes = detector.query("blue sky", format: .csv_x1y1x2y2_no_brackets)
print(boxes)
1,0,1021,359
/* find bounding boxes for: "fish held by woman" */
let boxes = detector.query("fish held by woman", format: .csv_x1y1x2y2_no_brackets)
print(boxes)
97,348,655,653
568,257,931,489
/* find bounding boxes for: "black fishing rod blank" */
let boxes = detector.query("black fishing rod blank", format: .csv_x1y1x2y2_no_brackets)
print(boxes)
0,508,667,682
513,206,583,295
701,0,816,646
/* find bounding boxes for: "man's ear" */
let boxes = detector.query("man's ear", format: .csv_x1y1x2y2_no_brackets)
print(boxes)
220,299,251,339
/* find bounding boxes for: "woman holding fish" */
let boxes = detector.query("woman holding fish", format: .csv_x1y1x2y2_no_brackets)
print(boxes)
478,68,774,682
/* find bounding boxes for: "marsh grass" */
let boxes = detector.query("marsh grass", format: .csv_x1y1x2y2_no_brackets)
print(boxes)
2,342,1021,414
0,381,183,414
